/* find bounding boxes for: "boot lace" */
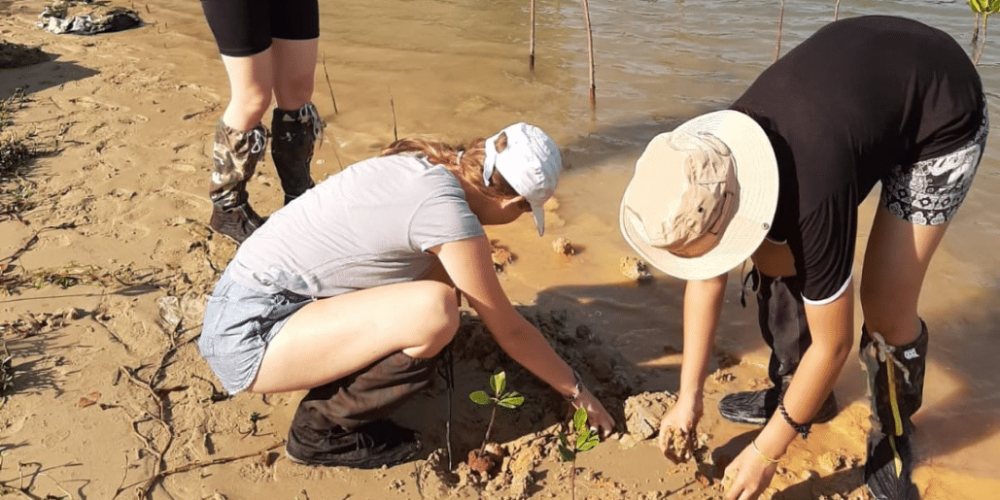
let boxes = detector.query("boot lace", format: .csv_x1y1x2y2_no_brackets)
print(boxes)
867,329,912,385
299,102,325,141
248,126,269,155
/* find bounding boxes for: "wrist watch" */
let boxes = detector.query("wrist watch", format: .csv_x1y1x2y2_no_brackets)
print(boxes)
564,369,584,402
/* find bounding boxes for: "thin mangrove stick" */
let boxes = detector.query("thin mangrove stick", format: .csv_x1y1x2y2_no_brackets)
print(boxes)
774,0,785,63
834,0,841,21
976,14,989,66
530,0,537,71
322,52,339,114
582,0,596,107
974,12,982,46
389,91,398,142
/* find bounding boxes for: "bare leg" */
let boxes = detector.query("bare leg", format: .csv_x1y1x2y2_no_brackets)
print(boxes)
271,38,318,111
860,204,949,345
249,280,459,394
220,49,275,131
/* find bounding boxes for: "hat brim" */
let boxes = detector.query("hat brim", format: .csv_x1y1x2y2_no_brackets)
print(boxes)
620,110,779,281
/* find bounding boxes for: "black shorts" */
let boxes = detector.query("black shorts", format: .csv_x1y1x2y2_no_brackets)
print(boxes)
201,0,320,57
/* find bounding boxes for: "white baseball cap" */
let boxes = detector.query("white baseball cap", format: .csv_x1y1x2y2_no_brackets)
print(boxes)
483,122,562,236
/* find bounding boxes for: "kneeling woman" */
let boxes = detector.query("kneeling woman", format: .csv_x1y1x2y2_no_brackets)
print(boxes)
198,123,615,468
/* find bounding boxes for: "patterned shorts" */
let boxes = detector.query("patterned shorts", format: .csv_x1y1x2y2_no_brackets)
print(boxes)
882,109,989,226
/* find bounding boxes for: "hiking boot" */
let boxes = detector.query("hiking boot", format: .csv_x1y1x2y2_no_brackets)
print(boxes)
209,203,265,244
207,120,269,242
860,322,927,500
865,433,919,500
271,102,322,205
718,386,838,426
286,419,421,468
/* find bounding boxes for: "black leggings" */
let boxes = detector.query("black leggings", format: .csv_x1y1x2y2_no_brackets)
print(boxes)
201,0,320,57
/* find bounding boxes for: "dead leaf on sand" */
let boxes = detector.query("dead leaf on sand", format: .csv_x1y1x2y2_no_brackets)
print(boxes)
77,391,101,408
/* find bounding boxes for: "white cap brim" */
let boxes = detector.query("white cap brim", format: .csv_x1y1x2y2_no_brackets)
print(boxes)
619,110,779,281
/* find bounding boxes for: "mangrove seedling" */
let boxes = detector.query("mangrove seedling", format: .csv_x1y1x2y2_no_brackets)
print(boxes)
469,369,524,453
970,0,1000,64
556,407,600,500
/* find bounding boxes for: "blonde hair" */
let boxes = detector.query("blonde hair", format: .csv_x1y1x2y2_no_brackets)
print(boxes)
379,133,518,200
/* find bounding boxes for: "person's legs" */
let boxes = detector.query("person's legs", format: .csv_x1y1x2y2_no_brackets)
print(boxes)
859,109,986,499
858,205,944,500
249,280,459,468
270,37,321,204
200,0,277,242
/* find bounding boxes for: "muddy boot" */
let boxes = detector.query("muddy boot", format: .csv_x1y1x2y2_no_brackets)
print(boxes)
208,120,270,243
860,322,927,500
271,102,322,205
286,351,436,468
719,270,838,425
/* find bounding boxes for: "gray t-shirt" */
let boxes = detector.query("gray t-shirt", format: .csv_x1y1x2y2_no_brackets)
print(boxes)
227,154,485,297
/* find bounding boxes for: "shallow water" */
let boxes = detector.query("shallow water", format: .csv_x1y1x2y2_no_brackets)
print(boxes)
159,0,1000,484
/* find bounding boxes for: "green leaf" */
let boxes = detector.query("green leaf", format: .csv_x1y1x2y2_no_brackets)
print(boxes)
497,392,524,409
990,0,1000,13
490,370,506,397
579,435,599,452
576,429,592,449
557,444,576,462
972,0,988,14
469,390,490,406
558,432,570,448
573,407,588,433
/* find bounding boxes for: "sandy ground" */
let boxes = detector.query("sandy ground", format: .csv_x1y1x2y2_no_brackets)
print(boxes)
1,3,999,500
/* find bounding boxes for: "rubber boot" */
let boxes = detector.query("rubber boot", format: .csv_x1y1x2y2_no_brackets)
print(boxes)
860,322,927,500
285,351,436,468
208,120,270,243
719,269,838,425
271,102,322,205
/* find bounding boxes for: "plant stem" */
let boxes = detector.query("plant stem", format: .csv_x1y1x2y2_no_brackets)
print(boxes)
530,0,536,71
582,0,596,108
774,0,785,63
481,405,498,453
974,12,982,46
833,0,840,21
976,14,989,65
570,458,576,500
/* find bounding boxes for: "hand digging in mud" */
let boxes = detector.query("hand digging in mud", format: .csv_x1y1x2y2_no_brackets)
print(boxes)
658,395,702,463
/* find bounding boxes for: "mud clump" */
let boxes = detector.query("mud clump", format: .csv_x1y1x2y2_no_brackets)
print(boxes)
661,425,695,464
620,256,653,282
490,240,514,271
468,442,504,476
552,237,575,256
624,391,677,440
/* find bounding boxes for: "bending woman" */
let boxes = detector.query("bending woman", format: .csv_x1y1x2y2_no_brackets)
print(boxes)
199,123,615,468
620,16,985,500
201,0,324,243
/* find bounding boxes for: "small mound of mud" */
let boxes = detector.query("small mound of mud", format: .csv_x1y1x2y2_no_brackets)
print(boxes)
0,41,49,69
552,237,575,256
620,256,652,282
661,425,694,464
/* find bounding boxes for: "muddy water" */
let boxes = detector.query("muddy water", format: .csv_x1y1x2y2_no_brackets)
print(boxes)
158,0,1000,486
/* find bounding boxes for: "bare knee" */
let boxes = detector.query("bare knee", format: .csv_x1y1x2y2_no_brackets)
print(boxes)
224,89,272,130
274,76,314,111
860,288,921,344
406,282,459,356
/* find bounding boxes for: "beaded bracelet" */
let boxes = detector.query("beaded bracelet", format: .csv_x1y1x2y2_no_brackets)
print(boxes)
778,400,811,439
751,439,780,464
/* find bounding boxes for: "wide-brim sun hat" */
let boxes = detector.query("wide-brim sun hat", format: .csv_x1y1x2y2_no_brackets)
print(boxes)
619,110,779,280
484,122,562,236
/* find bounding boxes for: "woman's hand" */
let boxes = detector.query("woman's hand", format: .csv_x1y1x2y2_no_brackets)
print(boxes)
722,441,779,500
571,386,615,438
657,395,703,460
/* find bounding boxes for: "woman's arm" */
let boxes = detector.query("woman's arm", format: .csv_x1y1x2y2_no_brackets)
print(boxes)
657,274,728,453
723,280,854,500
432,235,615,434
